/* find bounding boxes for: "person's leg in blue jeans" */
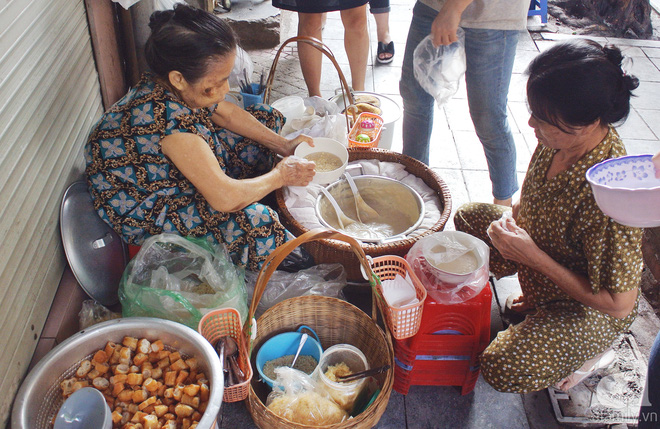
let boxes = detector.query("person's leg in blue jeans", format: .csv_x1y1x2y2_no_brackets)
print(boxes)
400,2,436,165
464,28,519,204
639,331,660,427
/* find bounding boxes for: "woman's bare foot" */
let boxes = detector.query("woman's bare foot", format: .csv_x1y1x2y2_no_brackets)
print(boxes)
505,292,534,314
554,348,616,392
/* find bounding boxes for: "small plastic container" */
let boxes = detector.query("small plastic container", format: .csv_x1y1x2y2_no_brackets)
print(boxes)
348,112,384,148
313,344,369,412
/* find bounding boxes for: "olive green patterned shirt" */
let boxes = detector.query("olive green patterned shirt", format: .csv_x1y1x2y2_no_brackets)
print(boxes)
516,127,644,307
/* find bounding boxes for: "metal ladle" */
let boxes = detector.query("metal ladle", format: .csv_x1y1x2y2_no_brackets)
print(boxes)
290,333,309,369
343,172,379,223
319,187,357,229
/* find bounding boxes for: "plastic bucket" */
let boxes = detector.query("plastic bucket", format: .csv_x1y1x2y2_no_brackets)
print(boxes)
329,91,401,150
256,326,322,387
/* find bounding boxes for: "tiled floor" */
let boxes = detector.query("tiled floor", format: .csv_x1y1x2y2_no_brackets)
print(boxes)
229,1,660,427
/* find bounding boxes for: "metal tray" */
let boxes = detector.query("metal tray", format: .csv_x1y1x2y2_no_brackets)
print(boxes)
59,181,127,306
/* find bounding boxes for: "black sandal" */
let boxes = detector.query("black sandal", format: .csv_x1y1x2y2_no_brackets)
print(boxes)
377,41,395,64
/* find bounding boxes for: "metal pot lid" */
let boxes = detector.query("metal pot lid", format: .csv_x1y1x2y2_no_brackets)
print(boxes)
59,181,127,306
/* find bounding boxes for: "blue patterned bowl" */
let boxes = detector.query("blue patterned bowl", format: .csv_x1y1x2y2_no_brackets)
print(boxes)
586,154,660,227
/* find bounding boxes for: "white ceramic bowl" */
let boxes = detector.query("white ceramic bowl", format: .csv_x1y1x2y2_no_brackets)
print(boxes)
54,388,111,429
294,137,349,185
586,154,660,228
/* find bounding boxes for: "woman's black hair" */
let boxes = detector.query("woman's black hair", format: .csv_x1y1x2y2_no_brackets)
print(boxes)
525,39,639,132
145,3,237,83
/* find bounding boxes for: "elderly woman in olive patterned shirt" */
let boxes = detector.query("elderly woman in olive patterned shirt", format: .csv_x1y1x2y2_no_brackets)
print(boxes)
454,39,644,393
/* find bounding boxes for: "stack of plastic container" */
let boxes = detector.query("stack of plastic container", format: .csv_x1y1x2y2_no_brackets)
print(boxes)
393,279,492,395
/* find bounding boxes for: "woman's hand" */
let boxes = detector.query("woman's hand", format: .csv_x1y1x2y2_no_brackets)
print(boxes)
652,151,660,178
278,134,314,157
275,156,316,187
431,0,473,46
487,216,543,267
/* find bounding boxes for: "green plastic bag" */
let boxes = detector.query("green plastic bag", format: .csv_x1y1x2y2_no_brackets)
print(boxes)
119,233,248,330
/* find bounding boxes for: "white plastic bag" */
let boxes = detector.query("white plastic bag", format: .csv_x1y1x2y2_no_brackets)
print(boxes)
280,96,348,145
406,231,489,304
413,29,467,108
229,47,254,90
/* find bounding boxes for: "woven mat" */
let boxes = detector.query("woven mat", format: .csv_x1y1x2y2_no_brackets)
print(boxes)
548,333,647,425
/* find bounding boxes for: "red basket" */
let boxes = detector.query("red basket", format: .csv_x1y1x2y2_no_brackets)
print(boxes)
198,308,253,402
348,112,384,148
371,255,426,340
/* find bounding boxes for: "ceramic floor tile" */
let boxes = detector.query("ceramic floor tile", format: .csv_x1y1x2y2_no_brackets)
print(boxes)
444,98,476,132
636,108,660,141
402,378,529,429
463,169,495,204
631,81,660,110
508,72,529,103
627,54,660,82
453,130,489,171
429,127,462,170
643,46,660,58
508,101,533,136
430,167,470,227
514,133,533,173
623,139,660,156
617,108,657,140
512,49,540,74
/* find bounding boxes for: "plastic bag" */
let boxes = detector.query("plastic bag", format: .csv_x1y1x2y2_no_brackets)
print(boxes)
280,96,348,145
413,29,467,108
78,300,121,330
119,233,248,330
266,367,348,425
245,263,346,318
229,47,254,90
406,231,489,304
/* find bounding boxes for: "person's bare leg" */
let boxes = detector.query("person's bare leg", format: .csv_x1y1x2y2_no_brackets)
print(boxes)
340,5,369,91
494,197,512,206
373,12,391,44
297,13,324,97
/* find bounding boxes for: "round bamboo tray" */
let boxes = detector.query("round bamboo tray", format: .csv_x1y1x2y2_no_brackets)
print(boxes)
276,148,452,280
245,229,394,429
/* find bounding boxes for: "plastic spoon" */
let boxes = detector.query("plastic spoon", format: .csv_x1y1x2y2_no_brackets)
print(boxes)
319,187,356,229
343,172,380,223
290,333,309,369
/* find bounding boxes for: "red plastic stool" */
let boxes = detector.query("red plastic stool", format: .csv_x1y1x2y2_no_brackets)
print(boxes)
393,282,492,395
127,244,141,260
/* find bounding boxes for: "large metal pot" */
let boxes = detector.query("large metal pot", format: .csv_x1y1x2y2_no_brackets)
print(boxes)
315,175,425,244
12,317,223,429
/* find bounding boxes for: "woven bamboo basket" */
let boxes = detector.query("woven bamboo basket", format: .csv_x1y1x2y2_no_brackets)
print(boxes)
276,148,452,280
264,35,354,133
244,229,394,429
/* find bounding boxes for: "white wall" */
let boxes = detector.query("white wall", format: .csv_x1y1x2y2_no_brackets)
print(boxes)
0,0,103,424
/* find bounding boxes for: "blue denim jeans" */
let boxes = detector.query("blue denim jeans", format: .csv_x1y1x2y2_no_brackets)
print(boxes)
639,331,660,427
400,1,520,200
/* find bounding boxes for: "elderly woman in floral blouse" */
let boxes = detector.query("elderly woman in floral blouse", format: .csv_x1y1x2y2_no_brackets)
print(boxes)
86,5,316,271
455,39,644,393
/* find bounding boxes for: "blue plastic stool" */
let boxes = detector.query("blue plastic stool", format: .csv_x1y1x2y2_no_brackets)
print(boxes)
528,0,548,24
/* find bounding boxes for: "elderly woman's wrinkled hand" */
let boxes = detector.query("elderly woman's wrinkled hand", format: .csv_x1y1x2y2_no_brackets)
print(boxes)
487,216,543,268
276,156,316,187
279,134,314,157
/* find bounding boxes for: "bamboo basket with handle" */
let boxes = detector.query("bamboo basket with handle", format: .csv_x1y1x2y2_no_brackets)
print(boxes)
244,229,394,429
263,35,355,132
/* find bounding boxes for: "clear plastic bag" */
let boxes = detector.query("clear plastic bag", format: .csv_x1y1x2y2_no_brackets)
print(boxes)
229,46,254,90
406,231,489,304
78,300,121,330
280,96,348,145
119,233,248,329
413,29,467,108
245,263,346,319
266,367,348,425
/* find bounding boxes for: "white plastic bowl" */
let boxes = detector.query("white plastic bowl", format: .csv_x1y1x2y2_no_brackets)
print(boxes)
54,388,111,429
586,154,660,228
294,137,348,185
272,95,306,122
